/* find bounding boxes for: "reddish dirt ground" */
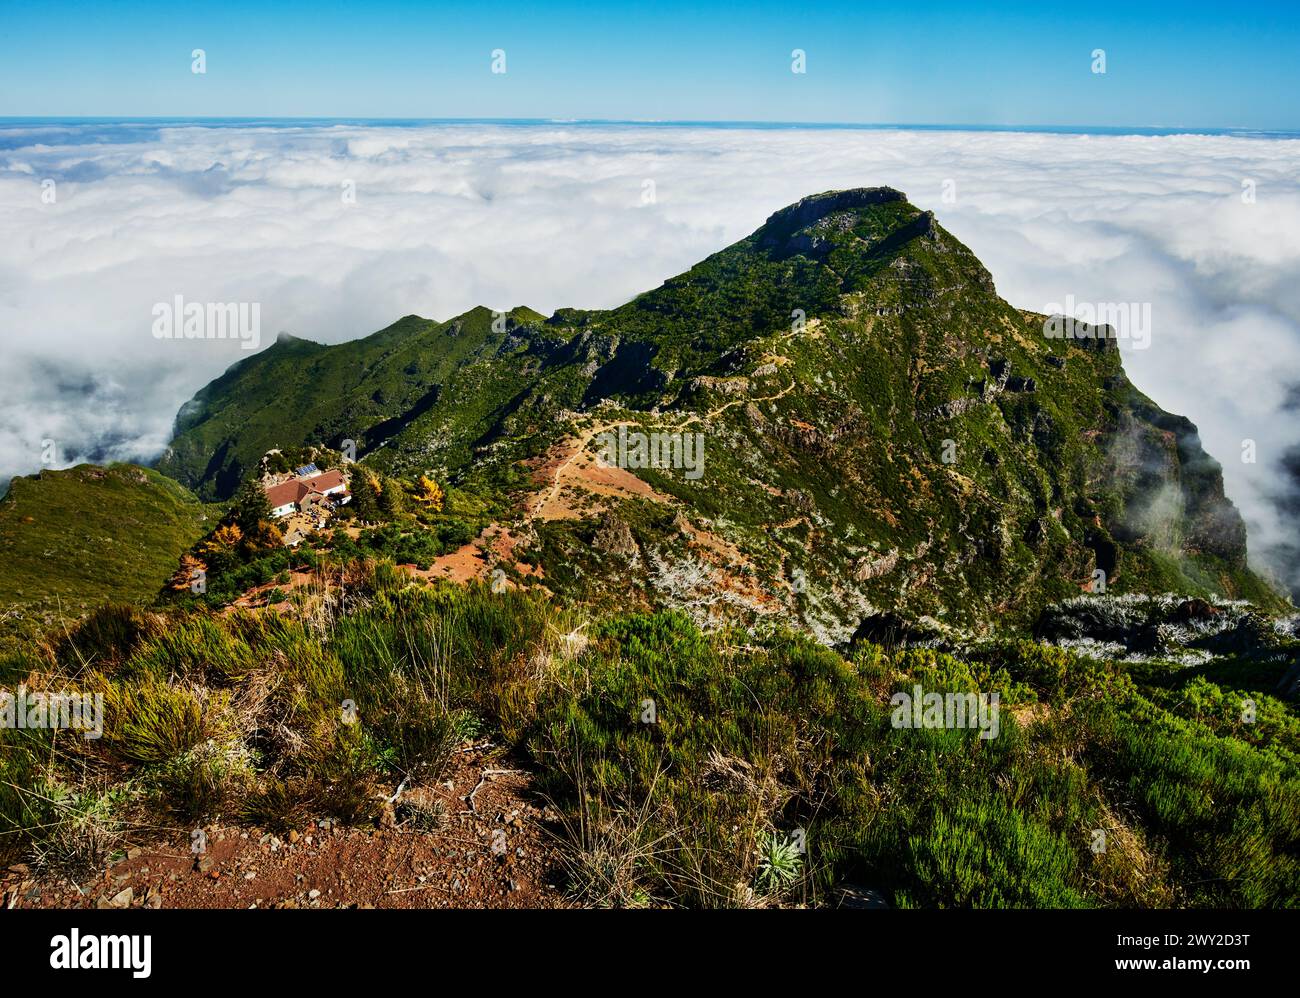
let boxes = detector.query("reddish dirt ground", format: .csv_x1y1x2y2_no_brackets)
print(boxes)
412,524,542,585
4,746,570,910
226,523,543,613
529,423,677,521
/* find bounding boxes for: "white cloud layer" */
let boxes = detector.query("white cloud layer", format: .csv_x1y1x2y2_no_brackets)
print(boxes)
2,122,1298,587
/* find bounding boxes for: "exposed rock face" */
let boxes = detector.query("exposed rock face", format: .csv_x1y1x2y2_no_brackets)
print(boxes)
593,514,638,558
759,187,908,246
855,549,900,582
1105,403,1248,568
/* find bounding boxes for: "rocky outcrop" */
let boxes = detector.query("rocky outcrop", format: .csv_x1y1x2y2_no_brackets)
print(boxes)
593,514,638,558
759,187,908,246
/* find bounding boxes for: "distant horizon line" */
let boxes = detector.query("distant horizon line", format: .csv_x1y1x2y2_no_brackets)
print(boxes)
2,116,1299,138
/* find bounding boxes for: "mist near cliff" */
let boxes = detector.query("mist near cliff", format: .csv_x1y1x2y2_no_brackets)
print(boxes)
2,121,1297,592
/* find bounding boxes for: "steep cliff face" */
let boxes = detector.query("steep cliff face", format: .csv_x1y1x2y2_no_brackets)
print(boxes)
1104,400,1248,564
157,189,1281,635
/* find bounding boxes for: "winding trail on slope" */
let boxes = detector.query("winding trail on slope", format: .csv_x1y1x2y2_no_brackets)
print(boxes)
527,419,630,520
522,311,831,527
526,376,798,523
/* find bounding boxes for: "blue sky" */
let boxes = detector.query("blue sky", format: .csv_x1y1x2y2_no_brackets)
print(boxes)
2,0,1299,128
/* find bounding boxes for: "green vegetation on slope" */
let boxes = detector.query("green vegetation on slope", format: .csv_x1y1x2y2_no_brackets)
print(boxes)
0,464,214,644
157,307,551,500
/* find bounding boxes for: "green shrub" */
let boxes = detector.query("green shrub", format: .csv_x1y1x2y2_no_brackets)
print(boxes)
100,677,223,764
150,739,254,823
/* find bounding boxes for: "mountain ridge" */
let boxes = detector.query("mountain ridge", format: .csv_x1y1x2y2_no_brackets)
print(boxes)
154,187,1284,633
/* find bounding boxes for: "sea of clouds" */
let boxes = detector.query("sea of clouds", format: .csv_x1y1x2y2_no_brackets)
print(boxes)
1,121,1297,588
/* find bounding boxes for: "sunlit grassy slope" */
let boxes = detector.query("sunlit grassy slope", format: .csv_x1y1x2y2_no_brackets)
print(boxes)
0,464,214,642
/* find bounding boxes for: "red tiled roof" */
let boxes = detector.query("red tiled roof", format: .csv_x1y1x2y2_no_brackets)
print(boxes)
305,469,346,492
265,469,347,511
265,479,309,509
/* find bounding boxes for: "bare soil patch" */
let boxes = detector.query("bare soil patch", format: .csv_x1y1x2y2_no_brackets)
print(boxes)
4,746,568,910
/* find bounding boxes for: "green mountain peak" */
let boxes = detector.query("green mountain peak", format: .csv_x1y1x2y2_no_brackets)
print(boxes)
154,188,1283,632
